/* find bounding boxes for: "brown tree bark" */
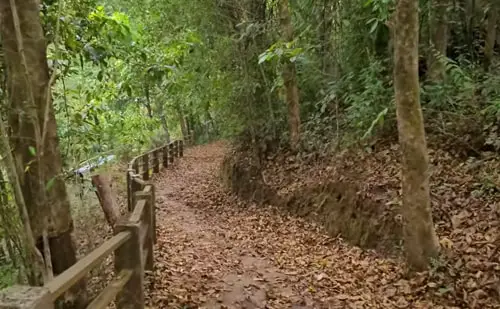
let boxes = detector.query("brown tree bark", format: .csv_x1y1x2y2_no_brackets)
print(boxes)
320,0,334,75
393,0,440,270
91,175,119,233
428,0,450,81
484,2,498,71
279,0,301,151
0,0,86,306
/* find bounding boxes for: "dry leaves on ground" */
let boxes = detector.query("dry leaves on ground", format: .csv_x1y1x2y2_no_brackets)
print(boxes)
143,141,499,308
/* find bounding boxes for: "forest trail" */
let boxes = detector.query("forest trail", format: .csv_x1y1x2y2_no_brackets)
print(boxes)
145,142,441,309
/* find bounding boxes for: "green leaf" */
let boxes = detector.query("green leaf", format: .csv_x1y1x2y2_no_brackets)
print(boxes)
369,20,378,34
28,146,36,156
258,53,270,64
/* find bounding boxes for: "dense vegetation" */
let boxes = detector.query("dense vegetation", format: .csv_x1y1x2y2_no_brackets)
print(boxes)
0,0,498,307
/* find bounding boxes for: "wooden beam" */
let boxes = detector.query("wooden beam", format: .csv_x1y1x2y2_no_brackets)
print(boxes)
130,199,146,223
132,177,146,187
85,270,133,309
46,232,131,301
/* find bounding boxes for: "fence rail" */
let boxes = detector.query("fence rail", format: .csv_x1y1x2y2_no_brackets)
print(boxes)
0,138,188,309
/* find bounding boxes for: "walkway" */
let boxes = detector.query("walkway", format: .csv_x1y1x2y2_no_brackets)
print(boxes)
146,142,427,309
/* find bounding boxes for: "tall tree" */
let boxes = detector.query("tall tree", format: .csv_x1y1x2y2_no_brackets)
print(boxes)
393,0,440,270
0,0,85,304
465,0,476,59
279,0,301,151
319,0,335,76
484,1,498,71
428,0,450,81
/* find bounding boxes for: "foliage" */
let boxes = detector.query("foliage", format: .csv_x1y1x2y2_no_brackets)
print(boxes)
0,263,17,289
2,0,498,164
33,0,500,162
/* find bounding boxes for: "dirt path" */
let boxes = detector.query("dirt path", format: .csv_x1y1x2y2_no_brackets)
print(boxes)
145,142,449,309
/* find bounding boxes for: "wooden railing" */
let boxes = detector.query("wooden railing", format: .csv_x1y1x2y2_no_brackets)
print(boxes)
0,139,186,309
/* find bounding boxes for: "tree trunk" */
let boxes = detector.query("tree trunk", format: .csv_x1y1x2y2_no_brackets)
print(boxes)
428,0,449,81
160,114,171,142
279,0,301,151
465,0,476,59
320,0,334,76
91,175,119,233
393,0,440,270
0,0,86,306
144,83,153,118
177,106,188,141
484,2,498,71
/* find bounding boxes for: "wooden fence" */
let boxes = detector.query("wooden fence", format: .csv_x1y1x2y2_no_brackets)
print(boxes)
0,139,186,309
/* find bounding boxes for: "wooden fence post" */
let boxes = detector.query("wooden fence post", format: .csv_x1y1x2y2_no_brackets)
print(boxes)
114,220,144,309
129,177,143,212
162,146,169,168
179,140,184,157
153,150,160,174
149,186,157,245
169,143,174,164
136,190,154,270
128,160,140,211
0,286,54,309
142,154,149,181
126,170,132,212
131,191,154,272
133,160,139,174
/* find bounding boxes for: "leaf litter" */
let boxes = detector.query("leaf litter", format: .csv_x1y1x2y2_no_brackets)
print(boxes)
146,141,499,309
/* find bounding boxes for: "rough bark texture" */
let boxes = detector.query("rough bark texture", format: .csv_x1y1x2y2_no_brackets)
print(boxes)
428,0,449,81
0,0,86,305
91,175,119,232
393,0,440,270
1,0,73,241
484,2,498,71
279,0,301,151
